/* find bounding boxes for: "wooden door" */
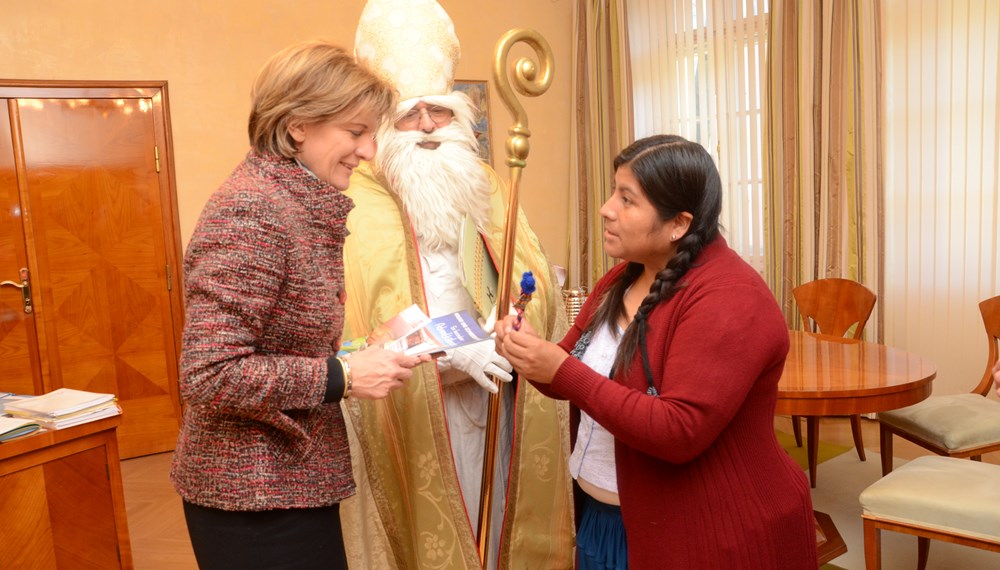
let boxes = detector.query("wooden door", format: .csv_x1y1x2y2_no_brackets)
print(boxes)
0,83,184,458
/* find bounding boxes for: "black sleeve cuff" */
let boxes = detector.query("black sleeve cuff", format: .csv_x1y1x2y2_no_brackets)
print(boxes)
324,356,346,403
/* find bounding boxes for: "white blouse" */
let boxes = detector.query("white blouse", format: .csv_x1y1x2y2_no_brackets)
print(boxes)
567,322,622,494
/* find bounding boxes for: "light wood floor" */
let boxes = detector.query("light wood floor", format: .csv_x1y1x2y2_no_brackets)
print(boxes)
121,452,197,569
120,416,1000,569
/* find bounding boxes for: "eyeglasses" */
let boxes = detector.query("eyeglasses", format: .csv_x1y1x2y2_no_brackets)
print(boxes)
396,105,454,129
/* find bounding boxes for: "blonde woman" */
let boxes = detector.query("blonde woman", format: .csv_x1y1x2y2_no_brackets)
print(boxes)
170,40,426,570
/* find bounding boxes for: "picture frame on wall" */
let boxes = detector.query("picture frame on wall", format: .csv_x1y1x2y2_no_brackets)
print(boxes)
454,79,492,165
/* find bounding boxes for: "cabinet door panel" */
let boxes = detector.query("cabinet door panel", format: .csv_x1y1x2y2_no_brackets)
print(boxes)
0,465,58,569
47,446,123,569
0,100,43,396
17,96,180,457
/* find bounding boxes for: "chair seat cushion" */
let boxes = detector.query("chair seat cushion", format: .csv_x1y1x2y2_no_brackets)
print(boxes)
860,456,1000,542
877,393,1000,452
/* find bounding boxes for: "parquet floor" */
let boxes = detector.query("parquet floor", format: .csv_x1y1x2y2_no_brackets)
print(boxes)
120,452,197,569
120,416,999,569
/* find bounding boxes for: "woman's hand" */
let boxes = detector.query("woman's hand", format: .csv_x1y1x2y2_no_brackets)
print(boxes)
344,347,430,400
494,315,568,384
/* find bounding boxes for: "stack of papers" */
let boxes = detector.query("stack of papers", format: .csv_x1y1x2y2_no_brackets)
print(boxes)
3,388,120,430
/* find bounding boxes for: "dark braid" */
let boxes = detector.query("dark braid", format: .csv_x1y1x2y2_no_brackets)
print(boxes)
585,135,723,381
614,219,712,379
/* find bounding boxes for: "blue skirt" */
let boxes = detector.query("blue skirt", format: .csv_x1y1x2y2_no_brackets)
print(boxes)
576,493,628,570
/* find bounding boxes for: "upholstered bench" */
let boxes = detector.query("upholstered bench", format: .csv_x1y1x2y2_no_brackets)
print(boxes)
859,455,1000,569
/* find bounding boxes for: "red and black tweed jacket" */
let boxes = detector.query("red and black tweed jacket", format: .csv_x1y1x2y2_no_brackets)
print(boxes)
171,150,354,511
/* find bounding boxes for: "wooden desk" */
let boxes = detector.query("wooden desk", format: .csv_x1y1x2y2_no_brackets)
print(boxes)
0,416,133,569
778,330,937,487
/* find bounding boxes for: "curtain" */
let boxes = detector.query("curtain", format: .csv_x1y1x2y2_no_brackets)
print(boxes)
628,0,770,276
882,0,1000,396
763,0,884,338
571,0,634,289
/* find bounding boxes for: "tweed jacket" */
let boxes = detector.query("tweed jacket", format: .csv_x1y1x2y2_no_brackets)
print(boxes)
170,150,354,511
538,237,818,569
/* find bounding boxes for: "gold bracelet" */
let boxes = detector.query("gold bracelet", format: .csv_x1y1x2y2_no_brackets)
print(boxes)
337,357,353,399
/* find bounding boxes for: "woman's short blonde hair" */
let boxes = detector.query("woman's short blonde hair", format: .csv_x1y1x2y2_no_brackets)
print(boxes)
248,40,397,158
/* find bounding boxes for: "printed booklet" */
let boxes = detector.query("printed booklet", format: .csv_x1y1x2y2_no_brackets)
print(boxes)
345,304,490,357
0,416,40,442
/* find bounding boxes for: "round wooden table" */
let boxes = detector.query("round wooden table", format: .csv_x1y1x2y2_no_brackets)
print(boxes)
777,330,937,488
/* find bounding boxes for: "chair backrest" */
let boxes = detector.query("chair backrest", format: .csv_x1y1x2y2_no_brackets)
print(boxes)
975,295,1000,396
792,278,877,340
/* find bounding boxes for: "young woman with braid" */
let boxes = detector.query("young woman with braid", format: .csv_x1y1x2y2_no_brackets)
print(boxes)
495,135,817,569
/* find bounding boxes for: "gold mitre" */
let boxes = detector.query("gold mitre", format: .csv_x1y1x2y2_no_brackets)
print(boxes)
354,0,460,102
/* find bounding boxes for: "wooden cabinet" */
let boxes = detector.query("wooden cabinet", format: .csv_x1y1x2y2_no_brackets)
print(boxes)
0,417,133,569
0,81,184,458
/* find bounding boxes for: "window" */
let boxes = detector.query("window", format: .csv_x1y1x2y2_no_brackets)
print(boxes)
628,0,769,273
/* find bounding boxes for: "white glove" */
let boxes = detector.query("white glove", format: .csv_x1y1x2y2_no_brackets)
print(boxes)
437,339,513,393
481,303,518,334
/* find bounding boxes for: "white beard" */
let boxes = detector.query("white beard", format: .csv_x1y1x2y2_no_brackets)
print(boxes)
374,99,492,253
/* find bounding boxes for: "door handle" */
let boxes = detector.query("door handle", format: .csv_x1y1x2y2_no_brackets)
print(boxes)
0,267,32,313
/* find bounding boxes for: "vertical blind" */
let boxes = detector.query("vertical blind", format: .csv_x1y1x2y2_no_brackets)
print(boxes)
882,0,1000,394
628,0,770,273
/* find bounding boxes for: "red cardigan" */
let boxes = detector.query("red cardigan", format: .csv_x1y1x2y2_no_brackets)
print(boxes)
540,237,817,569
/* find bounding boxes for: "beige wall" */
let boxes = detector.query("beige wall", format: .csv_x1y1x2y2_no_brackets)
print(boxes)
1,0,573,268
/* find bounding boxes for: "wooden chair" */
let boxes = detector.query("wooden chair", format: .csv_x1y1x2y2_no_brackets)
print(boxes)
791,278,877,463
877,295,1000,475
860,456,1000,570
